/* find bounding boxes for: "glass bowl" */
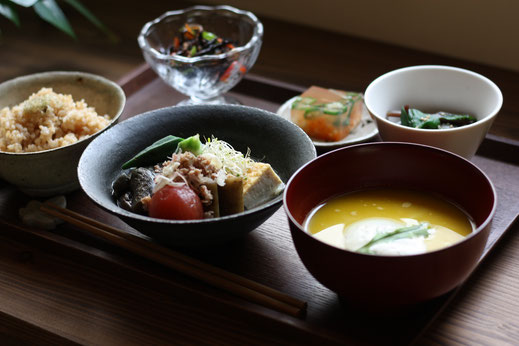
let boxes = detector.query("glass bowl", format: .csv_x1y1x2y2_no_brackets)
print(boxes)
138,5,263,105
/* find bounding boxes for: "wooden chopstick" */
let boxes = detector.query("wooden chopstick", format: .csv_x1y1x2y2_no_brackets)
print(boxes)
40,204,307,318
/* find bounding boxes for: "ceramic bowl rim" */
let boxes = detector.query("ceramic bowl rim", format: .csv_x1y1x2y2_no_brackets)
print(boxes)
283,141,497,258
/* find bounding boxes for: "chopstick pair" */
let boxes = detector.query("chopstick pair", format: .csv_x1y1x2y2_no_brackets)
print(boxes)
39,204,307,318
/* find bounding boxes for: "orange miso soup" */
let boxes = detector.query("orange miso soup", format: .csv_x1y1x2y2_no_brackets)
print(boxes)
304,188,474,256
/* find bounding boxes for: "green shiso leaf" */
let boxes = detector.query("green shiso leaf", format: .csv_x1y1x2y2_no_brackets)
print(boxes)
122,135,184,169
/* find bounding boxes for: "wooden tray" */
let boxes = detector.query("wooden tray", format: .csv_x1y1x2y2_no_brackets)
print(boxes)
1,65,518,345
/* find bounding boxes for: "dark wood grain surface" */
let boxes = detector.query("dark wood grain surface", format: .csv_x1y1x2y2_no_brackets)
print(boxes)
1,1,519,344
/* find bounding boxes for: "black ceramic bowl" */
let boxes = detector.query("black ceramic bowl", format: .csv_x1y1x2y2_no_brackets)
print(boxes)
78,105,316,248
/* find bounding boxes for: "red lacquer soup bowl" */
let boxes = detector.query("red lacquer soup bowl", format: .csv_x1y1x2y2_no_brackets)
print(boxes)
283,142,496,309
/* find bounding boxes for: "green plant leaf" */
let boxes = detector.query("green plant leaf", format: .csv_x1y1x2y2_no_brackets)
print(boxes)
0,0,20,26
8,0,38,7
62,0,118,42
400,106,412,127
401,107,441,129
409,108,441,129
438,112,477,126
33,0,76,38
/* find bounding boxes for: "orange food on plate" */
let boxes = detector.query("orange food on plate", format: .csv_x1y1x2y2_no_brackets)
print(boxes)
290,86,364,142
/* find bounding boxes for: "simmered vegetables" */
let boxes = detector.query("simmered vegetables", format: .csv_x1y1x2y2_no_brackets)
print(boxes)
149,184,204,220
168,23,237,58
165,23,248,82
113,134,284,221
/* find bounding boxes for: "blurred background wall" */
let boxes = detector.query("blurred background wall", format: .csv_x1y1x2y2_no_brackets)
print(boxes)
2,0,517,82
197,0,519,72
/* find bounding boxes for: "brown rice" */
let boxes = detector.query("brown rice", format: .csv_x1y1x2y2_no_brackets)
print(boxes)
0,87,110,153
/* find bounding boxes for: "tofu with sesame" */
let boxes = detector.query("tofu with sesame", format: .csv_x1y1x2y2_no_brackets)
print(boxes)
243,162,284,210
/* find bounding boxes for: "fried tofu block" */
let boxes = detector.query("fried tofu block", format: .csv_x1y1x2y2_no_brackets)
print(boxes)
218,175,244,216
243,163,284,210
291,86,364,142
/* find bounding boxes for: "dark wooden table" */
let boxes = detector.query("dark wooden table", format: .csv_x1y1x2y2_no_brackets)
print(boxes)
1,1,519,344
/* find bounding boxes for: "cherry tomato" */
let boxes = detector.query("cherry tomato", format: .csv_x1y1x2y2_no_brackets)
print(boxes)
149,184,203,220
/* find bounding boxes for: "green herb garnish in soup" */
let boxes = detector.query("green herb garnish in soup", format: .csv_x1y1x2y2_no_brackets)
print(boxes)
387,105,477,129
304,188,474,256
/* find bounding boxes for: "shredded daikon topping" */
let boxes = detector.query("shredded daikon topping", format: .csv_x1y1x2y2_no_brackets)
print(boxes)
200,137,254,179
153,171,187,193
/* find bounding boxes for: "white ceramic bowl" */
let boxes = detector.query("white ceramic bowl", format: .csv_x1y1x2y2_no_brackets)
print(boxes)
364,65,503,159
0,71,125,196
